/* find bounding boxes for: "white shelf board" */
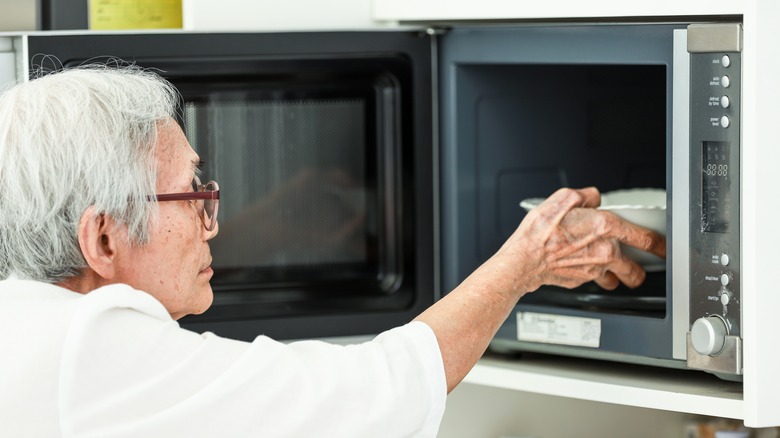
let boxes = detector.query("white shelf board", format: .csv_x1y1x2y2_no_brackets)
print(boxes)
464,354,744,419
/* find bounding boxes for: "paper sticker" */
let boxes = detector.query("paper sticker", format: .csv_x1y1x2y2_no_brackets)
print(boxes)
89,0,182,30
517,312,601,348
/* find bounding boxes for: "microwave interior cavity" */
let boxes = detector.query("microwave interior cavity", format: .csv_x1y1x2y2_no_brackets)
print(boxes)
439,24,683,364
441,25,675,314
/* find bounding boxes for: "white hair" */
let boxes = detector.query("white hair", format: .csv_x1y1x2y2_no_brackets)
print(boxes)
0,65,180,282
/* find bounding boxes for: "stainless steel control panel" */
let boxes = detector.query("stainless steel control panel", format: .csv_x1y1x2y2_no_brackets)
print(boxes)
686,23,742,376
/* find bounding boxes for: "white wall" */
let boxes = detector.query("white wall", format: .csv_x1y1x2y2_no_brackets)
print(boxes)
0,0,35,31
183,0,390,31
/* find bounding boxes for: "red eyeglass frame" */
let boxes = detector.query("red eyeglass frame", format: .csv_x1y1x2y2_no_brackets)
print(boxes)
149,178,220,231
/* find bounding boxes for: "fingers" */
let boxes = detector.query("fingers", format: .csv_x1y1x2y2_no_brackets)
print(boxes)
532,187,602,226
598,211,667,259
519,187,665,292
605,258,647,289
592,263,645,290
593,271,620,290
574,187,602,209
541,206,657,290
550,244,647,290
566,214,654,289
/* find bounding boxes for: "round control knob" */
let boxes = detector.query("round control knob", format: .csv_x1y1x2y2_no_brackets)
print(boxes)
720,116,730,128
721,55,731,68
720,274,730,286
691,316,728,356
720,95,731,109
722,76,731,88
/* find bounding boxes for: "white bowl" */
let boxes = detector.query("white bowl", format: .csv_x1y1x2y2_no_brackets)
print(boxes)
520,188,667,271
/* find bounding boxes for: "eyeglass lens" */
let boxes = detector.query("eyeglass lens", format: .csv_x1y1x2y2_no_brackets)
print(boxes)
201,180,219,231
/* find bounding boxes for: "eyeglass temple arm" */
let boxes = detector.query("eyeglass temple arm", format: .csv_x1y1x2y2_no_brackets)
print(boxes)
153,190,219,202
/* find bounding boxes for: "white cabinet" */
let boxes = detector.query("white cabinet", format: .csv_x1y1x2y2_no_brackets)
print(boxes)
182,0,386,30
464,356,743,420
372,0,741,22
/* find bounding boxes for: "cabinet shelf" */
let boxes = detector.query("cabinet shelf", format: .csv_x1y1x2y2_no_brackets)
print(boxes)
465,354,743,419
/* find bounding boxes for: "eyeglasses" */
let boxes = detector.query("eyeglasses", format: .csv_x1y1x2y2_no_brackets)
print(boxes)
149,175,220,231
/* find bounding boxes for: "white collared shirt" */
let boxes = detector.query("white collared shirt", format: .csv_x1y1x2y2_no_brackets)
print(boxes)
0,279,446,437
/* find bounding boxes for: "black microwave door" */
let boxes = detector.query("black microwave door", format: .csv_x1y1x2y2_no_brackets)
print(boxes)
25,31,435,340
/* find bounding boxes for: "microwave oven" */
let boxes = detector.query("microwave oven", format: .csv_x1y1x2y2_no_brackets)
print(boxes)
1,31,437,341
436,23,742,379
0,21,742,378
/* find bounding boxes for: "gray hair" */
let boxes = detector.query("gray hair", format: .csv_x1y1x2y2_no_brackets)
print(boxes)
0,65,180,282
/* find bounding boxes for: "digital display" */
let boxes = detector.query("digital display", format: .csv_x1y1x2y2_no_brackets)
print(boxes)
702,142,731,233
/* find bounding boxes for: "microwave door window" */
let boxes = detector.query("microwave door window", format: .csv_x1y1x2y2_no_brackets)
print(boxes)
187,99,369,266
182,94,387,299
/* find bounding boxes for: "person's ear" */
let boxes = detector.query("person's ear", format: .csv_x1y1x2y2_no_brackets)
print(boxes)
77,206,119,280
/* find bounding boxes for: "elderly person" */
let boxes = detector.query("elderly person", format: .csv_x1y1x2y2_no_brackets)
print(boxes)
0,67,665,437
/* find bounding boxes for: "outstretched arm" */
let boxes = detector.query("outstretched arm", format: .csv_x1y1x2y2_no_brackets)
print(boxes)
414,187,667,393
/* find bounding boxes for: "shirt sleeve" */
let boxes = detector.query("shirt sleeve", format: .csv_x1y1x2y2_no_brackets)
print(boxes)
59,285,447,438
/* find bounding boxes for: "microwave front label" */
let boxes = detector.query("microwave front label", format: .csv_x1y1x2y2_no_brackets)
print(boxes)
516,312,601,348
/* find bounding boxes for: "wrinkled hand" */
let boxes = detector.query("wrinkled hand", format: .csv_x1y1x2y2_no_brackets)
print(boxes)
497,187,666,292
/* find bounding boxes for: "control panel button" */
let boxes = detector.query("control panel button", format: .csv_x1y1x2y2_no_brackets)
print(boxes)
720,254,730,266
720,96,731,109
720,274,730,286
720,116,730,128
721,55,731,68
721,293,730,305
691,316,728,356
722,75,731,88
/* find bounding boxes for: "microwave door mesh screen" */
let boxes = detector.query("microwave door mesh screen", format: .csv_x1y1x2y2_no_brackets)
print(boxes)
183,99,374,274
